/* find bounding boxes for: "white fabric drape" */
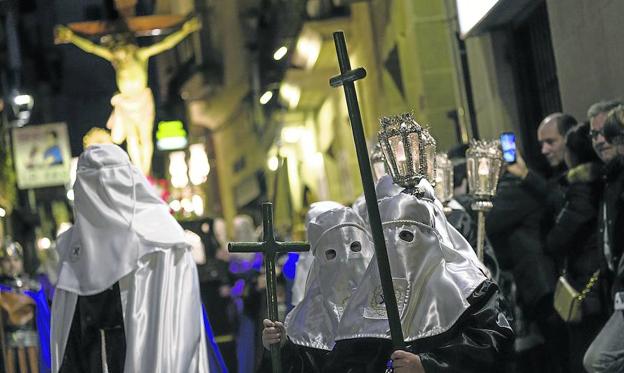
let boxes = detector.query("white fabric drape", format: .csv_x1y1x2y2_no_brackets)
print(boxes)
51,249,210,373
51,145,209,372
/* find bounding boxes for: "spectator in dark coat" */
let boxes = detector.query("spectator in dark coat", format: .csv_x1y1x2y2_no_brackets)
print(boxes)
487,113,577,373
545,122,606,373
584,102,624,373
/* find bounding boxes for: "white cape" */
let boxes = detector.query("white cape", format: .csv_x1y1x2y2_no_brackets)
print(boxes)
51,246,210,373
51,145,209,372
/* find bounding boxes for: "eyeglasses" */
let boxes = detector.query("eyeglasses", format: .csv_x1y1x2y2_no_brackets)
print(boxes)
590,129,605,140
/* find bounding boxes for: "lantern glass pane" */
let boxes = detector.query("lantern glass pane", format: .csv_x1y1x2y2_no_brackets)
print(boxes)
477,158,491,194
466,157,476,194
434,159,453,203
425,144,436,184
434,169,445,201
488,158,502,197
381,141,394,175
389,135,407,177
407,132,421,176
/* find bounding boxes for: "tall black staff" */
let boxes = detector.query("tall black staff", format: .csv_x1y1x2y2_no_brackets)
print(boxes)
329,31,406,350
228,202,309,373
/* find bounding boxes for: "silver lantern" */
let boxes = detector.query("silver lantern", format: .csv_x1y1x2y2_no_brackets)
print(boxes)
422,130,437,186
466,139,503,208
466,139,503,262
370,142,388,183
378,113,435,190
434,153,454,204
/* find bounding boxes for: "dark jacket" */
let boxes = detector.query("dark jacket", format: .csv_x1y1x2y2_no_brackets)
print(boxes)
486,172,557,313
258,340,328,373
545,163,604,315
521,167,567,227
599,158,624,301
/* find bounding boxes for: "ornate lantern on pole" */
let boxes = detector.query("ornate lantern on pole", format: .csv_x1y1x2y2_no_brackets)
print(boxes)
422,130,437,185
466,139,503,261
378,113,435,193
370,142,387,183
434,153,454,205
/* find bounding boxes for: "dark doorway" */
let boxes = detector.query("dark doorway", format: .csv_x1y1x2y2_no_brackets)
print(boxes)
511,2,562,173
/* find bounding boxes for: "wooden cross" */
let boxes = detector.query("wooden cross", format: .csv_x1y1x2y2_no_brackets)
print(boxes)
59,0,187,38
228,202,309,373
62,14,188,38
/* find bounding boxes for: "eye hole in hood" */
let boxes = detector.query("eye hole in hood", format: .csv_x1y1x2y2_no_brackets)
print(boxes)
325,249,337,260
399,230,414,242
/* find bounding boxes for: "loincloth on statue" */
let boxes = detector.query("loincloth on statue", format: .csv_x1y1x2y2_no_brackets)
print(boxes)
106,88,155,143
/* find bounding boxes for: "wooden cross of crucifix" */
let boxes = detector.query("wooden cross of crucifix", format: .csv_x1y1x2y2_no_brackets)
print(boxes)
228,202,309,373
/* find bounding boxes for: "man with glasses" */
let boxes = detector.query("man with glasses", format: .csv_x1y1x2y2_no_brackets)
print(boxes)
584,101,624,373
588,100,624,163
587,100,624,279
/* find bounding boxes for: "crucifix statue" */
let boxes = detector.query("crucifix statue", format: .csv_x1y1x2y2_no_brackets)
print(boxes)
54,7,201,175
228,202,309,373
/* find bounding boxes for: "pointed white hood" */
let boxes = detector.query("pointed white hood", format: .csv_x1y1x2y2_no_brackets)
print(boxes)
55,144,188,295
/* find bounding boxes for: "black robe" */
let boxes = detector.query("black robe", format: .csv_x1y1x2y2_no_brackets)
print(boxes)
260,280,512,373
323,280,513,373
258,340,329,373
58,283,126,373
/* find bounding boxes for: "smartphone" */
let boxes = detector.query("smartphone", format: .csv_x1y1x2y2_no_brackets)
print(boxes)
500,132,517,164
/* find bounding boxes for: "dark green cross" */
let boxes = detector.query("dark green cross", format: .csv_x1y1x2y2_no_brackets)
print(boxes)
330,31,406,350
228,202,309,373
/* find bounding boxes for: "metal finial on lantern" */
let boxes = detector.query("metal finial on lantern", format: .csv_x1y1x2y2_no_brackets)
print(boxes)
466,139,503,262
370,142,387,183
378,113,430,190
434,153,454,204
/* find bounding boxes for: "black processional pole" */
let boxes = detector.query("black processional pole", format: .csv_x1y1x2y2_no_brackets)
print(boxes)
329,31,406,350
228,202,310,373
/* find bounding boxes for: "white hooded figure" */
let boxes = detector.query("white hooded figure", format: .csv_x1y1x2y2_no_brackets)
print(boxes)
260,204,376,371
291,201,344,306
325,178,512,372
336,177,487,342
284,204,375,351
51,144,210,373
231,214,259,262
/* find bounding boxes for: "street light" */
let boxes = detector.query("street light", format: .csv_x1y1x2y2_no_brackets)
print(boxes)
273,46,288,61
9,90,34,127
260,90,273,105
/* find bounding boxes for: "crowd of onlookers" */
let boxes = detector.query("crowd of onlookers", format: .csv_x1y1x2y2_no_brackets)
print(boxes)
475,100,624,373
